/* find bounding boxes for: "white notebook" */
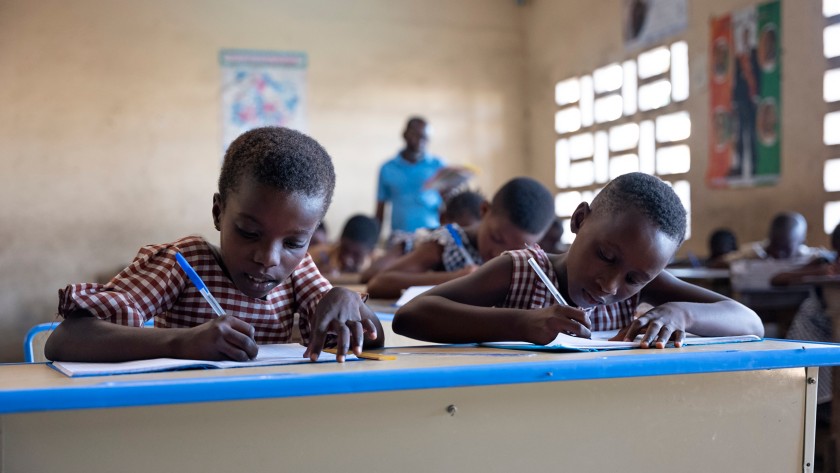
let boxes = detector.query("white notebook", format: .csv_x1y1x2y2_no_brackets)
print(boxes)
394,285,435,307
50,343,348,377
483,330,761,352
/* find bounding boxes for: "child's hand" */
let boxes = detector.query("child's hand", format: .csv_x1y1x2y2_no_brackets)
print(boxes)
524,305,592,345
612,303,689,349
305,287,379,363
176,315,259,361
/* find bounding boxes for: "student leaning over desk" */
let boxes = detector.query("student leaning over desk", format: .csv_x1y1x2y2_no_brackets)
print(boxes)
366,177,557,299
393,172,764,347
45,127,383,364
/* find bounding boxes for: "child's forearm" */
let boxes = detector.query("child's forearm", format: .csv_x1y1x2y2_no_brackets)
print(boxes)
367,271,465,299
681,300,765,337
44,312,182,362
393,295,529,343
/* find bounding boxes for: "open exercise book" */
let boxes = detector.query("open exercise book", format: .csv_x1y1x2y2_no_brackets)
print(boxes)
50,344,349,378
483,330,761,352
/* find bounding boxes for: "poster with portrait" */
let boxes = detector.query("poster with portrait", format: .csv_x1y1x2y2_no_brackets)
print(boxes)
219,49,308,157
707,1,780,188
623,0,688,50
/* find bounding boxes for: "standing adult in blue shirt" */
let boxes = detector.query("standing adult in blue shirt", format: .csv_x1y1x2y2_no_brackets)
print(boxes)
375,117,446,234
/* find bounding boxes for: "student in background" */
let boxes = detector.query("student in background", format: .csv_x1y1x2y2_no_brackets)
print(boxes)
725,211,827,262
776,223,840,410
393,173,763,346
375,116,446,234
310,214,380,278
705,227,738,267
439,190,486,228
309,221,330,248
361,190,487,284
367,177,556,299
537,217,566,253
45,127,383,363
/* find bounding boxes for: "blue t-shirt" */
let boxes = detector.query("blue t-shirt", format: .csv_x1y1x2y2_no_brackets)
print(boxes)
377,152,445,232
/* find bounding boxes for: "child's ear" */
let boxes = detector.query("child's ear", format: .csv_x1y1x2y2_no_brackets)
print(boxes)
212,193,223,231
479,201,490,218
569,202,591,234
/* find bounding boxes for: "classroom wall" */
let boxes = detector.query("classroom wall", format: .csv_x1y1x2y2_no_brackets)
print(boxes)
522,0,830,256
0,0,527,361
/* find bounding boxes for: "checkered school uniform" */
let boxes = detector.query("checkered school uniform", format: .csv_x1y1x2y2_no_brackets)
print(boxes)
422,224,483,271
502,247,638,331
58,235,331,344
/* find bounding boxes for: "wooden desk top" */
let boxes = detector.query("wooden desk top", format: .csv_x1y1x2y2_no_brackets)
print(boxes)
3,340,840,415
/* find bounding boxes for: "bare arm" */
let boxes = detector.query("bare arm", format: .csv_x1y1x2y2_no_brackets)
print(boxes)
375,201,386,227
44,310,259,362
366,240,476,299
393,256,591,344
360,244,404,284
770,259,836,286
621,271,764,347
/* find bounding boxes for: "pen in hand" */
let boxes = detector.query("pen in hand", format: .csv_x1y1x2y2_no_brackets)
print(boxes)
527,257,569,306
176,252,226,317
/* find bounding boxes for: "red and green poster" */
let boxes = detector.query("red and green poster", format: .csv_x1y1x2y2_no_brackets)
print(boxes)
708,0,780,188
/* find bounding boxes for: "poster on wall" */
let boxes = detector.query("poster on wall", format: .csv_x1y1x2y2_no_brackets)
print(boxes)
623,0,688,50
219,49,308,156
707,0,781,188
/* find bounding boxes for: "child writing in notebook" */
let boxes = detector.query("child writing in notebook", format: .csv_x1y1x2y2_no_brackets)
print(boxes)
309,214,380,277
45,127,383,363
393,172,764,347
366,177,556,299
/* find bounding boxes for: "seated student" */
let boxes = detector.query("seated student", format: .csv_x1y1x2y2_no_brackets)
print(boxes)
393,172,764,347
310,214,380,277
725,211,828,263
366,177,556,299
45,127,383,363
439,190,486,228
705,227,738,267
309,221,330,248
776,223,840,411
361,190,487,284
537,217,567,253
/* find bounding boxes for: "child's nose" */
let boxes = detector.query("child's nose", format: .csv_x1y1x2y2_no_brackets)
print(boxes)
253,242,282,268
597,272,620,295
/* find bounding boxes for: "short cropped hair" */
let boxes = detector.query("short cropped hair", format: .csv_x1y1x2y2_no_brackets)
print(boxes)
709,228,738,256
218,127,336,214
341,215,380,249
591,172,687,244
490,177,555,235
444,190,485,223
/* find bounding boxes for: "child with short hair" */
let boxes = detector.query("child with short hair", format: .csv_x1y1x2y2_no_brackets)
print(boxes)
393,172,764,347
439,190,486,228
367,177,556,299
45,127,383,363
310,214,380,276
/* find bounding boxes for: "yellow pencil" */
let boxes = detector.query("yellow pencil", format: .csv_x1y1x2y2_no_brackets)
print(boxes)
324,348,397,361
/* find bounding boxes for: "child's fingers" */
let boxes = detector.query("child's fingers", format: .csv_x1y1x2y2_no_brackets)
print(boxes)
362,318,378,340
224,315,256,338
307,330,327,362
347,320,364,355
673,329,686,348
621,317,649,342
333,322,352,363
222,326,259,360
639,320,664,348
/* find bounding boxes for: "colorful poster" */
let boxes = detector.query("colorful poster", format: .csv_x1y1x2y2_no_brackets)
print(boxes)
707,1,781,188
219,49,308,156
623,0,688,50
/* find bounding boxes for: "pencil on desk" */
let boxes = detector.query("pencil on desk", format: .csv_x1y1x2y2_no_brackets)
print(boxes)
323,348,397,361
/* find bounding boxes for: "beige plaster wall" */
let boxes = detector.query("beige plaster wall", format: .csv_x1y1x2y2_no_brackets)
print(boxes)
0,0,527,361
522,0,831,257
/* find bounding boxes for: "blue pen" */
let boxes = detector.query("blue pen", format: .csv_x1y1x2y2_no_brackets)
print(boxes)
175,252,226,317
445,224,476,266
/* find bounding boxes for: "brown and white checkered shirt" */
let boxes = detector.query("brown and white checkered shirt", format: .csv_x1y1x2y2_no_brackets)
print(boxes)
58,235,332,344
502,247,638,331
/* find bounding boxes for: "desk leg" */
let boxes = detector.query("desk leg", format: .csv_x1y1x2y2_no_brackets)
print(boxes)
823,285,840,473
